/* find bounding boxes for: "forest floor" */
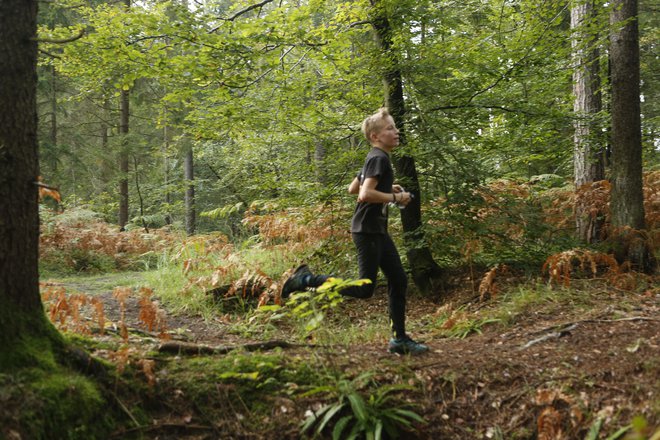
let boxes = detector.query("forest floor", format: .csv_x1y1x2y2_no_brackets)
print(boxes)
43,270,660,440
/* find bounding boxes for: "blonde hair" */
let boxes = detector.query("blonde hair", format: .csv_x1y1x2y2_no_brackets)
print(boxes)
361,107,391,143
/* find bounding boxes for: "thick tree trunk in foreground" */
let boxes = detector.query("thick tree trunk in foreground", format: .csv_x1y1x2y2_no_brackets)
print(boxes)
608,0,653,271
571,0,605,243
0,0,61,369
371,6,443,295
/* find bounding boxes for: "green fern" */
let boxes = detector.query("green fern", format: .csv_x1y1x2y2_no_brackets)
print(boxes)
301,372,425,439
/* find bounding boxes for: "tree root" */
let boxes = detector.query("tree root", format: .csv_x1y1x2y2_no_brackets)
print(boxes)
157,339,298,355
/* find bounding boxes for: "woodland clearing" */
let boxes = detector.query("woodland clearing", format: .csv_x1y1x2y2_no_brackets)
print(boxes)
24,267,660,440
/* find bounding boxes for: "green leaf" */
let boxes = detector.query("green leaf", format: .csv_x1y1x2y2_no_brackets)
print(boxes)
393,408,426,424
585,417,603,440
332,415,353,440
347,392,368,422
301,404,332,432
374,420,383,440
217,371,259,380
605,425,631,440
318,402,345,433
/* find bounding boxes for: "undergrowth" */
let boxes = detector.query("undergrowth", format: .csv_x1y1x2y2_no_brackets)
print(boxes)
29,176,659,439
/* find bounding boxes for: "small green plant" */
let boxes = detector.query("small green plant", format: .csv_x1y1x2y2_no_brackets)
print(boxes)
430,307,500,339
287,277,370,340
301,371,425,440
584,414,660,440
444,317,501,339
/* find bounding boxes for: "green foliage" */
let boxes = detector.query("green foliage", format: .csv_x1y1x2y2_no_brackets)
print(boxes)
585,414,660,440
429,307,501,339
40,247,118,276
35,0,660,274
287,277,370,338
301,371,425,440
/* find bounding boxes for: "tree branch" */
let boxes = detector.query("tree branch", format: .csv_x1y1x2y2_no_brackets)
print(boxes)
209,0,275,32
35,29,85,44
430,103,531,114
38,48,61,59
227,0,274,21
349,20,372,29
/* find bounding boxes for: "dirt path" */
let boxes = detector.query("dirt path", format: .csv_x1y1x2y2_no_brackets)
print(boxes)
43,271,232,345
43,272,660,439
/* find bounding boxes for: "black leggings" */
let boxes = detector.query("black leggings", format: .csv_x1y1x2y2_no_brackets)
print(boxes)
340,233,407,339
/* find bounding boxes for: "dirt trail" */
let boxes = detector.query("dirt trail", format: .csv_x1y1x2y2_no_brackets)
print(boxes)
44,272,231,345
44,272,660,439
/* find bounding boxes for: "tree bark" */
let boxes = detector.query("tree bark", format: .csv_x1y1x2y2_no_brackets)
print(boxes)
608,0,653,271
184,141,196,235
314,140,327,185
118,0,131,231
370,5,443,295
163,121,172,225
571,0,605,243
0,0,62,368
50,64,58,172
118,89,130,231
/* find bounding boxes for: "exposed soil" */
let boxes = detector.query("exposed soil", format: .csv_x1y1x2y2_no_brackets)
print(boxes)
48,272,660,439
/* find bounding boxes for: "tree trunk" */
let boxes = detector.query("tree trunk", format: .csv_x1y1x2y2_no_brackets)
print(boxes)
608,0,653,271
370,6,443,295
50,64,58,172
0,0,62,369
571,0,605,243
118,89,130,231
184,142,196,235
163,121,172,225
99,99,111,194
314,140,327,184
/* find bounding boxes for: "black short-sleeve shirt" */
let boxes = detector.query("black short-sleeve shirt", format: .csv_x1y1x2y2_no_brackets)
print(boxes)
351,147,394,234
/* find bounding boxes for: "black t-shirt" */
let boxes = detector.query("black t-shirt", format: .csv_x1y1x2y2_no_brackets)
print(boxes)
351,147,394,234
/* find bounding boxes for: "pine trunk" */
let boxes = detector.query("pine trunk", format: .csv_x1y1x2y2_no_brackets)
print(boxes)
608,0,653,271
0,0,61,369
118,89,130,230
571,0,605,243
184,143,195,235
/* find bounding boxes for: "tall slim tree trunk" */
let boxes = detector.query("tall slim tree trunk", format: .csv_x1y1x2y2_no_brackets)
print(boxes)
370,4,443,295
314,140,327,184
117,0,131,231
118,89,130,231
184,142,195,235
163,121,172,225
0,0,62,368
571,0,605,243
99,99,111,194
608,0,652,271
50,64,58,173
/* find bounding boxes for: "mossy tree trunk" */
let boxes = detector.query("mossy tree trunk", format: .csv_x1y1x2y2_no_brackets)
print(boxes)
0,0,63,370
370,2,443,295
608,0,654,272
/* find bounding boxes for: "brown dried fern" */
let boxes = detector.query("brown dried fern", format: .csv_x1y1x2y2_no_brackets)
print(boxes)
542,249,619,287
478,264,508,301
